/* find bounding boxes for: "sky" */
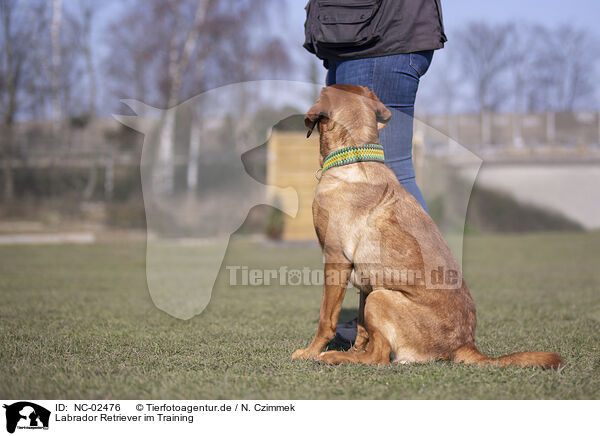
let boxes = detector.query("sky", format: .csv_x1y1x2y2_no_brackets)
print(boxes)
442,0,600,30
284,0,600,46
91,0,600,113
274,1,600,111
95,0,600,82
282,0,600,71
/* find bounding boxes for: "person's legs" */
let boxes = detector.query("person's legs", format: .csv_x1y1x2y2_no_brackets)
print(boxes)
372,52,432,211
325,52,433,212
324,52,433,347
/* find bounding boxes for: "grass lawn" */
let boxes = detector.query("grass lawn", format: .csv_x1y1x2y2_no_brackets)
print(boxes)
1,231,599,399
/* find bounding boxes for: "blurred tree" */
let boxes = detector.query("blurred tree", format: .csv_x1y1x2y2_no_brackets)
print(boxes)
104,0,291,194
528,24,598,112
1,0,27,200
455,22,515,113
0,0,95,202
7,1,89,121
0,0,22,126
440,21,598,115
421,52,463,115
75,0,99,118
506,24,542,145
51,0,62,124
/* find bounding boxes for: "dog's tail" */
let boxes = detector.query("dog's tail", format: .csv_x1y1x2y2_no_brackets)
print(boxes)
452,343,563,369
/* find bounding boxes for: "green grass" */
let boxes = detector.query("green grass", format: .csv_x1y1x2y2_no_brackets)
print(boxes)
1,231,599,399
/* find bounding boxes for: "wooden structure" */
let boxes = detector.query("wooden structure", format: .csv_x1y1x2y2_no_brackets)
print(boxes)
266,130,320,241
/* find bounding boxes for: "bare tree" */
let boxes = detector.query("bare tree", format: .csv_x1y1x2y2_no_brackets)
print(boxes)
19,1,52,120
104,6,156,104
528,24,598,112
51,0,62,124
0,0,28,200
453,22,518,145
504,24,544,146
0,0,21,125
104,0,291,193
455,22,516,113
157,0,212,194
421,51,463,115
77,0,99,118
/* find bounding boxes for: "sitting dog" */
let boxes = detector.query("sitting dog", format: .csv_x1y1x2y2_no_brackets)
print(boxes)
291,85,563,369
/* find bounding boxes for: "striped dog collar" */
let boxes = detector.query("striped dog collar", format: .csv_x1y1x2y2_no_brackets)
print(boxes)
316,144,385,180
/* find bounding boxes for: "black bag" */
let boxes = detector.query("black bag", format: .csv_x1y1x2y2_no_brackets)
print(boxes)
304,0,383,59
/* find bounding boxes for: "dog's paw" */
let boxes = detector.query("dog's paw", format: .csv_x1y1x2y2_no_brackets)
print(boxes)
349,345,367,354
291,347,320,360
318,350,347,365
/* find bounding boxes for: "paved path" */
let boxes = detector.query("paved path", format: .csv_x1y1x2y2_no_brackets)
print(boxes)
0,232,95,245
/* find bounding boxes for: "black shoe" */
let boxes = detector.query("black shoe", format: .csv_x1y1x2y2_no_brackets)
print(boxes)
327,318,358,350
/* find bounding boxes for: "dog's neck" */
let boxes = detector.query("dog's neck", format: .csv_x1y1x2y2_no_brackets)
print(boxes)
318,123,380,166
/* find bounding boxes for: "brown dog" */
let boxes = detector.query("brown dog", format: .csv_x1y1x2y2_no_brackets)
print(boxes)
291,85,563,369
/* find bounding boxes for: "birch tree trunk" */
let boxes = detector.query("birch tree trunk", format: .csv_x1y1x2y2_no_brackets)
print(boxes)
186,115,201,191
155,0,210,195
51,0,62,125
81,1,96,117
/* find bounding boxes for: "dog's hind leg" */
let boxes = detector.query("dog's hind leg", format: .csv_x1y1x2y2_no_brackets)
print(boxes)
319,290,393,366
352,291,369,352
319,326,391,365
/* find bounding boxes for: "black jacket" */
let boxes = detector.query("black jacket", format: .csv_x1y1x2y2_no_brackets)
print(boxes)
303,0,446,61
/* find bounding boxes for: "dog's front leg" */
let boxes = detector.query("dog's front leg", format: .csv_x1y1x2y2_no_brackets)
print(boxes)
292,261,351,360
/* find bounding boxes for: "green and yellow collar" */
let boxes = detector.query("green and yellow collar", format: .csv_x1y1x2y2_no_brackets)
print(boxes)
315,144,385,180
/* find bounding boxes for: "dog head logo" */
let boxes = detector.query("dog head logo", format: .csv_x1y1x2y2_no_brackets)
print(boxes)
113,80,480,317
113,81,327,319
3,402,50,434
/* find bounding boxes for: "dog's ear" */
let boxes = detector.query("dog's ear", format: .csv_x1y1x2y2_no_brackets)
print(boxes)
363,88,391,130
373,97,391,130
304,100,329,138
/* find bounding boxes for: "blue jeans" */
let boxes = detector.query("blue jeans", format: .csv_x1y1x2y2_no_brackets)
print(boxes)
326,51,433,212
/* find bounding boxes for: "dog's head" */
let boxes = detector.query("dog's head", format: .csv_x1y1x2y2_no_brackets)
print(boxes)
304,85,391,158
